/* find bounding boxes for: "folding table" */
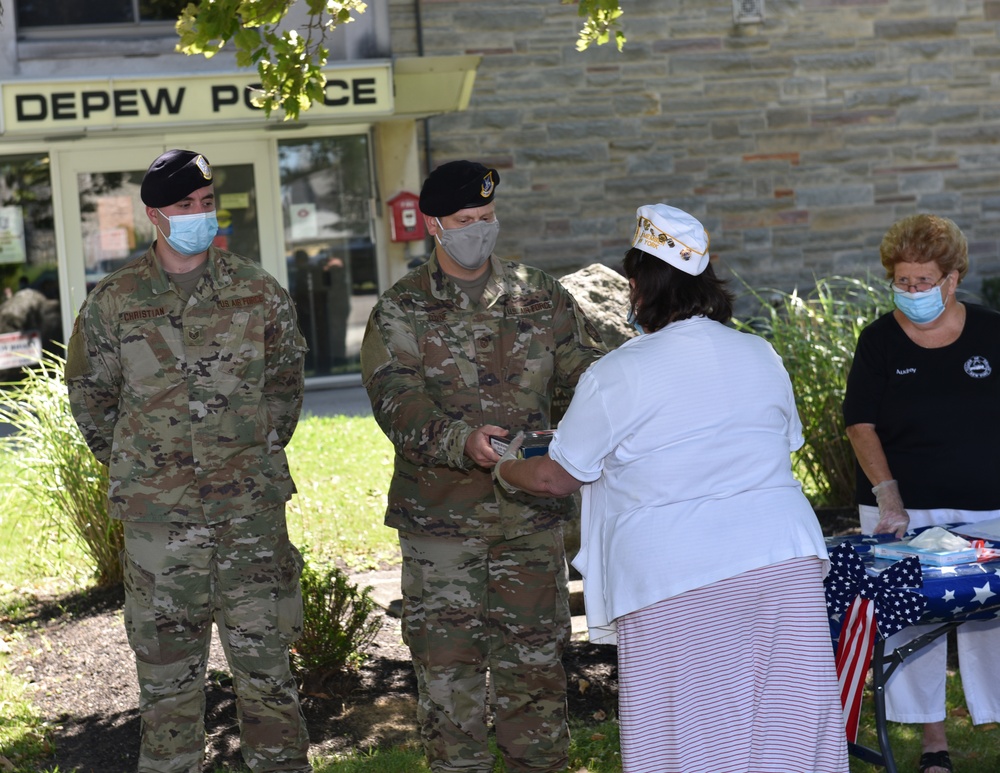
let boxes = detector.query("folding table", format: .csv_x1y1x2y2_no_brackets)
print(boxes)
825,528,1000,773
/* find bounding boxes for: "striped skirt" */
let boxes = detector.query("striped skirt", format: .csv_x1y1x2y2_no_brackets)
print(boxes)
616,556,848,773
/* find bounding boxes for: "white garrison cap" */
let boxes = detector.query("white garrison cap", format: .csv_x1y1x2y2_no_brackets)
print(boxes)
631,204,711,275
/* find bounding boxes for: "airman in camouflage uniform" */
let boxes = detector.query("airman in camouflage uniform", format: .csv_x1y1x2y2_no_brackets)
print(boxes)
65,149,311,773
361,160,604,773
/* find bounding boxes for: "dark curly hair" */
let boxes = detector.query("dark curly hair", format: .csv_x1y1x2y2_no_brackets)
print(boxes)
622,248,734,332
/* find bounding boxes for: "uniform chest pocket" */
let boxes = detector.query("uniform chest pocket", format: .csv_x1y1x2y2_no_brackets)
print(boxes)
121,317,184,398
197,310,266,394
420,319,480,394
506,314,555,395
216,310,256,375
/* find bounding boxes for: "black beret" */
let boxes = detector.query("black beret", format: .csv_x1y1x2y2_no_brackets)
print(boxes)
140,149,214,208
419,160,500,217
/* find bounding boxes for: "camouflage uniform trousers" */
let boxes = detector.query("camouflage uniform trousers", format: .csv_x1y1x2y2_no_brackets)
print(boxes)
398,527,571,773
121,507,311,773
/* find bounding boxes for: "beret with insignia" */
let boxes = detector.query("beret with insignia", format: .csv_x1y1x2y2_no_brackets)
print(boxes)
140,149,214,208
419,160,500,217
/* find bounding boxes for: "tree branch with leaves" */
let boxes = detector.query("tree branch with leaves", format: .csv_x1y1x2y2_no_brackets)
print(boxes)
176,0,368,120
176,0,624,120
570,0,625,51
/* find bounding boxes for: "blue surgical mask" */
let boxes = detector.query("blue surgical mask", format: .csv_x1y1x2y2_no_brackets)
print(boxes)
893,284,946,324
626,307,645,335
157,210,219,256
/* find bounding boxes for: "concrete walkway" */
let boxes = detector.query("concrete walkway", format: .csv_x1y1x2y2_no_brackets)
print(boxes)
302,379,372,418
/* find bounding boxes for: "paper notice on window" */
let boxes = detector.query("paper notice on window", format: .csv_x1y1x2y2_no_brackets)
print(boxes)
290,202,319,240
953,517,1000,542
0,206,26,265
0,330,42,369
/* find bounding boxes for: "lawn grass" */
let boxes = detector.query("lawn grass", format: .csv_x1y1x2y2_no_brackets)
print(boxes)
3,413,1000,772
284,414,398,570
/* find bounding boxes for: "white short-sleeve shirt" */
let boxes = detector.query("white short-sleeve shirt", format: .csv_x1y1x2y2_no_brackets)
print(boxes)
548,316,829,644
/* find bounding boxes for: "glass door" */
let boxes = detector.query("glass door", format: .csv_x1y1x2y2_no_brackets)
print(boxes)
277,134,375,377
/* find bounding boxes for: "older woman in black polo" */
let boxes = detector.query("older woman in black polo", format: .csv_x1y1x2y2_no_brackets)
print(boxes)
844,213,1000,773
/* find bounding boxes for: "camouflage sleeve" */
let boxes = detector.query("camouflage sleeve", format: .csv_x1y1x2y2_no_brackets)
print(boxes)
361,300,474,470
551,281,606,389
263,284,307,447
64,297,122,466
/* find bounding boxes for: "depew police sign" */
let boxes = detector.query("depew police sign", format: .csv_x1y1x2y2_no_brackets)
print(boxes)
0,64,392,136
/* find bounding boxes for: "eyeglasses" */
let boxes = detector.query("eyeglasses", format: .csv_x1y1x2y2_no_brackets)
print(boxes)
891,273,950,293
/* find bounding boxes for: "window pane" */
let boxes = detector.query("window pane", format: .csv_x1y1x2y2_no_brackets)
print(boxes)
279,135,375,377
16,0,134,26
0,153,61,379
76,168,154,293
212,163,262,265
138,0,187,22
16,0,188,27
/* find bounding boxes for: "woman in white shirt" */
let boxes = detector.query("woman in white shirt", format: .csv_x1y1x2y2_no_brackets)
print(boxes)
496,204,848,773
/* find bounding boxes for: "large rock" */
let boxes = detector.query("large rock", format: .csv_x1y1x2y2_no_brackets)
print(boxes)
558,262,634,350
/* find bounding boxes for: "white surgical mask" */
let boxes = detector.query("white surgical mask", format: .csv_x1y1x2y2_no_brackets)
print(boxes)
435,217,500,270
157,210,219,256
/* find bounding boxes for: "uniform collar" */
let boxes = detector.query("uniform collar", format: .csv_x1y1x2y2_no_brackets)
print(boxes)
427,252,508,308
144,244,232,296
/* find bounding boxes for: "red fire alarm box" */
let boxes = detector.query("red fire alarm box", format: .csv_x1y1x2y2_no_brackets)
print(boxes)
387,191,425,242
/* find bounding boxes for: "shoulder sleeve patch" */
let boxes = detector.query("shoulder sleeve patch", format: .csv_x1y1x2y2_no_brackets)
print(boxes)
64,329,92,379
360,316,392,383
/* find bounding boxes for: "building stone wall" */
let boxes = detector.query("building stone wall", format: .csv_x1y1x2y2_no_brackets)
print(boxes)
390,0,1000,301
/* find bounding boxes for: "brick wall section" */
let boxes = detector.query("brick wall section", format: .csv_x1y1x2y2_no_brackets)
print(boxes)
388,0,1000,298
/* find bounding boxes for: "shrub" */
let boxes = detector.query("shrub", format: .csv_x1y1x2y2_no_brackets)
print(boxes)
0,352,122,586
735,276,891,508
981,276,1000,311
292,555,383,689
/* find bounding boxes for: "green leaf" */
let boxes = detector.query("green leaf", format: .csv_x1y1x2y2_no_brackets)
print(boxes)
574,0,626,52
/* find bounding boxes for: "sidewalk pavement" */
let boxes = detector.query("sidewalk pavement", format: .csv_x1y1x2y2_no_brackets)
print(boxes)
302,379,373,418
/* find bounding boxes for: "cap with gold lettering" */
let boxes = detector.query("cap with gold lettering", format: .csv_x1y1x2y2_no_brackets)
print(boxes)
140,149,214,208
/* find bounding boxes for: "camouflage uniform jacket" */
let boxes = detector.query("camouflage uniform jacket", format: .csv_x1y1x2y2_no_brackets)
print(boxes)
361,253,604,540
65,245,307,524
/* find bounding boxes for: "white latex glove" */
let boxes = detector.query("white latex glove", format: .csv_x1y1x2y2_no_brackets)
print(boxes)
871,479,910,538
492,431,524,495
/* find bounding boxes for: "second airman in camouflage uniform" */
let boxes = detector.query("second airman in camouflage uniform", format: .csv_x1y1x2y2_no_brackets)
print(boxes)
65,149,311,773
361,160,604,773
